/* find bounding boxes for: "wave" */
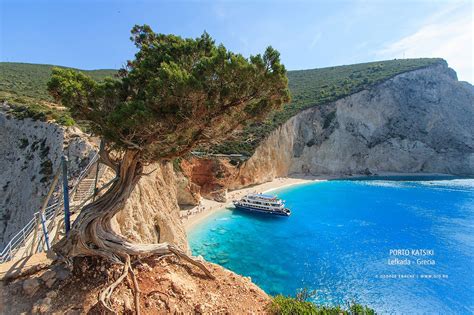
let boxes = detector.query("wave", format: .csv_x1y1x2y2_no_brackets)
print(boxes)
357,178,474,193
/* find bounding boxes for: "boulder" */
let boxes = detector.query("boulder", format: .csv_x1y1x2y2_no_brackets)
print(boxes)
22,278,40,296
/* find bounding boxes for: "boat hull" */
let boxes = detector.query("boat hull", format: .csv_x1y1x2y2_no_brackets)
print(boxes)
233,203,291,217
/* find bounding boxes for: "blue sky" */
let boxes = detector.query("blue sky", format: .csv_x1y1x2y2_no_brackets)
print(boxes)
0,0,472,82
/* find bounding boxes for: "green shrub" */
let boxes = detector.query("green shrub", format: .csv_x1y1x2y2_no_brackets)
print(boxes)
0,62,115,103
56,114,75,126
39,160,53,176
4,100,75,126
323,111,336,129
172,157,183,172
269,295,319,314
268,288,376,315
19,138,29,149
1,62,114,128
9,104,47,121
350,303,376,314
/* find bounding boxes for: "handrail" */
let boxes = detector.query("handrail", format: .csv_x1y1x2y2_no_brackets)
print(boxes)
0,151,103,263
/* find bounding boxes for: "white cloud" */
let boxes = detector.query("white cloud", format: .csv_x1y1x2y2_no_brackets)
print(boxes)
309,31,322,50
375,2,473,83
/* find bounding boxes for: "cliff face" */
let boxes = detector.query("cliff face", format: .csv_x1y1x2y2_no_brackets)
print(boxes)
180,158,238,202
0,109,96,247
235,62,474,184
179,62,473,198
0,107,187,251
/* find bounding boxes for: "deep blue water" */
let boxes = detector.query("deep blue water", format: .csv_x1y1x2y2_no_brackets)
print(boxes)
188,178,474,314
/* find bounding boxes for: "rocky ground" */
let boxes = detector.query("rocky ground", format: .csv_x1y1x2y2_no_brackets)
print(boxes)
1,255,270,314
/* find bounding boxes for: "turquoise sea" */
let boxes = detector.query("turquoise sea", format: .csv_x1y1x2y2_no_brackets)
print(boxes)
189,177,474,314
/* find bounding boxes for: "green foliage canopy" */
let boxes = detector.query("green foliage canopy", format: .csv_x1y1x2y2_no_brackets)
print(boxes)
47,25,290,161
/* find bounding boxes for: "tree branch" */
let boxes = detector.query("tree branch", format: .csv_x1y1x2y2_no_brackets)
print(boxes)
98,142,119,173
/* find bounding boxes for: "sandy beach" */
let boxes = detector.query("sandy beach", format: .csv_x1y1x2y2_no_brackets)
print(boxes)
183,176,323,231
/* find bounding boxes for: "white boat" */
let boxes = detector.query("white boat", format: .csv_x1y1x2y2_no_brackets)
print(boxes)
232,193,291,216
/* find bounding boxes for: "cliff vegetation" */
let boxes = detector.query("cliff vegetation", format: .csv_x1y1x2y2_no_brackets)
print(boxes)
1,58,443,150
213,58,444,155
269,294,375,315
0,62,115,126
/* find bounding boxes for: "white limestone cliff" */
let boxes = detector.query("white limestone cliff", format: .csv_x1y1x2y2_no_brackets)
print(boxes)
0,108,96,247
233,62,473,188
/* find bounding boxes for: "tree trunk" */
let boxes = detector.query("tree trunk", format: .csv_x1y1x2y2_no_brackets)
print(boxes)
53,149,213,313
54,149,143,262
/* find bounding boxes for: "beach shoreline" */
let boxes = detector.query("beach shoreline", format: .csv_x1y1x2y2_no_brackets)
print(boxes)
182,172,457,232
183,176,323,231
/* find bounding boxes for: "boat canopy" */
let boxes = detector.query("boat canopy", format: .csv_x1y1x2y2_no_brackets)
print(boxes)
248,193,277,200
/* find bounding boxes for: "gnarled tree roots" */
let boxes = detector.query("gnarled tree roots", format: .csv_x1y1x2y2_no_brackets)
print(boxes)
97,245,213,314
55,218,214,314
59,231,214,314
53,149,214,314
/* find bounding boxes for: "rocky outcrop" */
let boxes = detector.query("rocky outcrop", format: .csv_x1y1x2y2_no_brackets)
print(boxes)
0,108,96,247
180,157,237,202
175,171,201,206
112,162,188,250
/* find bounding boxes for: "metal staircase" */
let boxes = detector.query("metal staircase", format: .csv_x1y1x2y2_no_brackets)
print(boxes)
0,153,105,263
71,163,104,205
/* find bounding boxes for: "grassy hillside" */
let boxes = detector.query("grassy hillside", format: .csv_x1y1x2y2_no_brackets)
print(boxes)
0,58,443,147
0,62,115,125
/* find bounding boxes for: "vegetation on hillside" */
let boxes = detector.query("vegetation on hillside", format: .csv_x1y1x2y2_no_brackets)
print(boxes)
212,58,443,156
0,58,442,141
0,62,114,126
268,288,375,315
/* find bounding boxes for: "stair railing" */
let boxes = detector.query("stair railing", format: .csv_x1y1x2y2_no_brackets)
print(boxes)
0,151,102,264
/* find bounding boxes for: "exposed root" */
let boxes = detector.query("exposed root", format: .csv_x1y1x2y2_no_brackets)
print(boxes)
169,246,215,279
153,253,174,263
99,255,130,313
97,247,214,314
129,262,141,315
